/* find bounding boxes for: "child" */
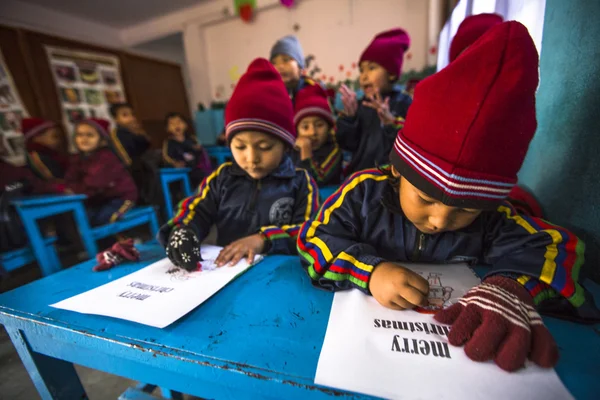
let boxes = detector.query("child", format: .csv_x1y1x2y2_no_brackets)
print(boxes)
337,28,412,175
270,35,317,103
449,13,503,62
21,118,68,182
159,58,319,271
293,84,342,186
65,118,138,227
109,103,150,166
162,112,212,187
298,22,599,372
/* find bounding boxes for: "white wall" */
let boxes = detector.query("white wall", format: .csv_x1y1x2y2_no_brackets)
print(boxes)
204,0,431,100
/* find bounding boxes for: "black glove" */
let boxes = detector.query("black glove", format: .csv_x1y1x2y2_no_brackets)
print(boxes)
166,226,203,271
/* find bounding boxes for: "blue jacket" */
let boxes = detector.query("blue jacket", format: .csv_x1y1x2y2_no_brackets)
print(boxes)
159,156,319,255
291,135,342,186
111,126,151,166
336,86,411,175
298,167,599,322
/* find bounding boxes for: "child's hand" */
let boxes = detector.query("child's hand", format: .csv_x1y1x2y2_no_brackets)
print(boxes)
339,84,358,117
174,161,186,168
363,93,395,126
434,276,559,372
166,226,202,271
216,234,265,267
369,262,429,310
294,137,313,160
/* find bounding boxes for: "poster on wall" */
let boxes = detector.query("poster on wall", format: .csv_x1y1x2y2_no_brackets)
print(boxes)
0,47,30,166
45,46,126,151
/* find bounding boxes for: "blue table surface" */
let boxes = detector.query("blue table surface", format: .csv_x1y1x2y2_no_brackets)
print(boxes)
1,242,599,399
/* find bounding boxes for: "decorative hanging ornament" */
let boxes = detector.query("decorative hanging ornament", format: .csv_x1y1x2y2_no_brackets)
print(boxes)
280,0,295,8
234,0,256,23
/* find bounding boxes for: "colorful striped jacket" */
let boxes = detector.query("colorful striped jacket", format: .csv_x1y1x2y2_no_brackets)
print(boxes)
336,86,411,175
298,167,599,322
159,156,319,255
291,136,342,186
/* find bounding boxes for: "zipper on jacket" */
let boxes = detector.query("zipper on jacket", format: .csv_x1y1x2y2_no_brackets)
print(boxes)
412,233,427,261
248,179,262,211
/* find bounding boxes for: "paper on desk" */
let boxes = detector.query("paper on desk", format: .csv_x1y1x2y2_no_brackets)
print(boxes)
51,245,262,328
315,263,573,400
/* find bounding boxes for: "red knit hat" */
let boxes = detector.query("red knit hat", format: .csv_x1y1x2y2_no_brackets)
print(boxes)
75,118,111,139
449,13,503,62
294,85,334,127
21,118,57,142
390,21,538,210
359,28,410,78
225,58,295,147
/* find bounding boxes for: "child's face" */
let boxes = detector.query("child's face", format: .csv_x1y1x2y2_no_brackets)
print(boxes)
396,173,482,234
167,116,188,138
115,107,137,129
359,61,394,97
33,127,62,151
271,54,301,87
75,124,104,153
230,131,286,180
297,116,330,150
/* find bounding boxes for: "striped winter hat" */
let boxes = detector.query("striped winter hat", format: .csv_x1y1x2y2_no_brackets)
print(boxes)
293,84,334,127
21,118,57,142
390,21,538,210
75,118,111,138
225,58,295,147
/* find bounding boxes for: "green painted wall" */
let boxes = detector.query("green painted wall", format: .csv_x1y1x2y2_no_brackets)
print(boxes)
518,0,600,280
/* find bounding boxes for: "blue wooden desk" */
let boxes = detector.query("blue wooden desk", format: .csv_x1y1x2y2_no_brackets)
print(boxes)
0,242,598,399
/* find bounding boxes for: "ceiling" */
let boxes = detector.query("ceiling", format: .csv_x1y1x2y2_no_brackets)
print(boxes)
17,0,209,28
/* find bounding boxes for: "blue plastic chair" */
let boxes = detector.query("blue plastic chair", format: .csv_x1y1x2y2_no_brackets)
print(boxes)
159,168,192,220
205,146,233,168
0,237,60,277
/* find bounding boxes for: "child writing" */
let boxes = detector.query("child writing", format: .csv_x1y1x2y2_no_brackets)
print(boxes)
109,103,150,166
298,22,599,372
162,112,212,187
159,58,319,271
21,118,69,183
293,84,342,186
337,28,412,175
65,118,138,226
270,35,317,104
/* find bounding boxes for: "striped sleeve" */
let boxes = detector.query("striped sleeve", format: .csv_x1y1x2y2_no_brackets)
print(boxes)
157,163,229,246
485,202,586,309
392,115,406,130
110,128,132,166
297,169,387,292
302,142,342,185
260,169,319,255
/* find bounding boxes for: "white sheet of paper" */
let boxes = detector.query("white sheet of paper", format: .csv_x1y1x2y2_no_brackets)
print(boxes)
315,263,573,400
51,245,261,328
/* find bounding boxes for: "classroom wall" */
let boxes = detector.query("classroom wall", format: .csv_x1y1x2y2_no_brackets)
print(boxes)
517,0,600,280
203,0,431,101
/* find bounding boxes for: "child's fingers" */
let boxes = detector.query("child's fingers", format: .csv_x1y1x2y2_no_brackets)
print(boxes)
392,295,414,310
215,246,234,266
400,286,429,307
339,84,351,95
247,249,255,265
407,273,430,295
228,248,246,267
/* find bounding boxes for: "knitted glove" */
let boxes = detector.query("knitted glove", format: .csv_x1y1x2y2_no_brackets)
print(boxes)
434,276,559,372
166,226,203,272
93,238,140,272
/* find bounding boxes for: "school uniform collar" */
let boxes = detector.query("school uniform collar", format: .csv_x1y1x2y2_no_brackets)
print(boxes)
229,154,297,179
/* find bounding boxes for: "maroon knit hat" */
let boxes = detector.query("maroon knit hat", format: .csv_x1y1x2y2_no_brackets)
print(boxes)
390,21,538,210
359,28,410,78
293,84,334,127
449,13,503,62
21,118,57,142
225,58,295,147
75,118,111,139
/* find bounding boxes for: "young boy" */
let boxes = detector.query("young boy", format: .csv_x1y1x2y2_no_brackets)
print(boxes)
21,118,68,182
337,28,412,175
162,112,212,187
65,118,137,226
293,85,342,186
159,58,319,271
109,103,150,166
298,22,599,372
270,35,317,103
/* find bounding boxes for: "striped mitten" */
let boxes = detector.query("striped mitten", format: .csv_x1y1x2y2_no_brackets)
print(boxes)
434,276,559,371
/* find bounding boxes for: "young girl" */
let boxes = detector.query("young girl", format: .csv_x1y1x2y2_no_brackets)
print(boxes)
65,118,138,227
337,28,412,175
159,58,319,271
21,118,69,183
293,84,342,186
298,22,599,372
162,112,212,187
